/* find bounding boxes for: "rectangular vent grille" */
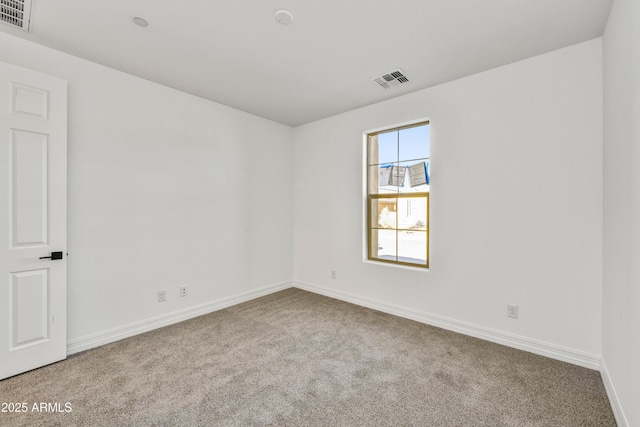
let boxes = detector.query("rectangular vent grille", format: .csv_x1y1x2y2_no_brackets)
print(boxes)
1,0,32,31
371,69,409,89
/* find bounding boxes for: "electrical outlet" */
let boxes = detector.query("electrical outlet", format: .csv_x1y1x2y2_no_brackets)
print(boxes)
180,286,188,297
507,304,518,319
158,290,167,302
331,270,337,280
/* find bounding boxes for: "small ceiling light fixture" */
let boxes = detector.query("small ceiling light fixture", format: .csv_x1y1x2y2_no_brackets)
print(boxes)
274,9,293,25
133,17,149,27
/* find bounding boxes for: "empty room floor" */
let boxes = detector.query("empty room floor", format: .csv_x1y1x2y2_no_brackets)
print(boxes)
0,288,615,426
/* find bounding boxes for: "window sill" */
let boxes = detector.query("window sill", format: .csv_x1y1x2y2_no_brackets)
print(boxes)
363,259,430,272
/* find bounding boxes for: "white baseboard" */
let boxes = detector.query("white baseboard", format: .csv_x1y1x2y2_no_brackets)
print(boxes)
601,358,629,427
294,281,601,370
67,279,602,370
67,281,293,355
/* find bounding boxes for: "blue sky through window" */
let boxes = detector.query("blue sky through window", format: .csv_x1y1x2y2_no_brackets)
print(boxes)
375,124,430,166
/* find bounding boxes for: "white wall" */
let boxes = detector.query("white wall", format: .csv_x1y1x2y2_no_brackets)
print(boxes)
294,39,603,364
0,32,294,342
603,0,640,424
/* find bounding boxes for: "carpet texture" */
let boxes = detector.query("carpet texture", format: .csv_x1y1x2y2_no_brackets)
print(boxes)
0,288,615,426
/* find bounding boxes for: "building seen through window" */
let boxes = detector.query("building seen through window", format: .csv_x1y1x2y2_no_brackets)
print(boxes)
367,122,429,267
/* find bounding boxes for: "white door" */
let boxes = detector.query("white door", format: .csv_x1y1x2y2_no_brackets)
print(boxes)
0,61,67,380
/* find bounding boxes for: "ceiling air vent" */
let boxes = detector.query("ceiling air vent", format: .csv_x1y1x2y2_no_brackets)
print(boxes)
1,0,33,31
371,69,409,89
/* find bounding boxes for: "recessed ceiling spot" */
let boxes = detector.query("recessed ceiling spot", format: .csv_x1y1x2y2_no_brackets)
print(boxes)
371,69,410,89
274,10,293,25
133,17,148,27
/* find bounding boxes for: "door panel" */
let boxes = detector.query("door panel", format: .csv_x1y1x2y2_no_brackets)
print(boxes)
12,269,48,347
11,82,49,119
11,129,48,247
0,61,67,380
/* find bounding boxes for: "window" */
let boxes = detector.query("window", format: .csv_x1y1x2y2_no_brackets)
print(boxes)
367,122,430,268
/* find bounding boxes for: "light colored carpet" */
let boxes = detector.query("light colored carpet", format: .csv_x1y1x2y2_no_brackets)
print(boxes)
0,288,615,426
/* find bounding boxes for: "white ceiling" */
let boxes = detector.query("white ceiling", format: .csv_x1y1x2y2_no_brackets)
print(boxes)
1,0,613,126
